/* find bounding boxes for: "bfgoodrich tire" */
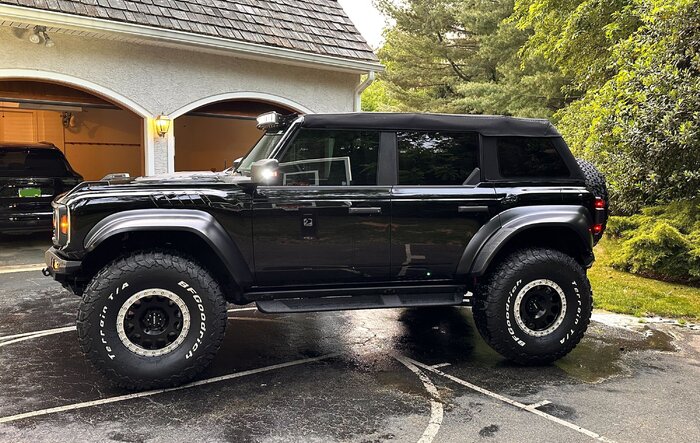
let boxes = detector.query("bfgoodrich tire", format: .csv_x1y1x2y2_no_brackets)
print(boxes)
77,250,228,390
472,248,592,365
576,158,608,202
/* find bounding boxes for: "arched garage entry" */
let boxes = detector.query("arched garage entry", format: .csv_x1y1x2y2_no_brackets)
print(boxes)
0,76,147,181
172,94,310,172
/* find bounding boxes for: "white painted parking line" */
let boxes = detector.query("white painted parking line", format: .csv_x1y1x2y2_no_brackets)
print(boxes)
431,363,451,369
0,312,265,348
0,309,256,342
0,264,45,274
0,327,76,348
527,400,553,410
394,355,444,443
0,326,75,342
0,353,340,424
397,355,615,443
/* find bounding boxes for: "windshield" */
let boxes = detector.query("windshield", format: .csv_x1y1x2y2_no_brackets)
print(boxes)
237,132,284,173
0,148,71,177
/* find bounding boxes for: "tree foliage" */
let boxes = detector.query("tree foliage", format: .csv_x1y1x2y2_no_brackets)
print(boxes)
373,0,700,213
513,0,700,213
361,79,399,112
607,199,700,283
374,0,567,117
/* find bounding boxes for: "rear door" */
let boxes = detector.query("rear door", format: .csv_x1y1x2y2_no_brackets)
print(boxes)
390,131,498,280
252,128,392,286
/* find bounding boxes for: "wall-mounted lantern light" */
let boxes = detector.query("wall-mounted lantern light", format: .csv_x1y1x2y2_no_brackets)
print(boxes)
155,115,171,137
29,26,54,47
43,31,54,48
29,26,42,44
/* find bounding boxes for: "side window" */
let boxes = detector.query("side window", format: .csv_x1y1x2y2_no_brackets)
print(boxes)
497,137,570,178
278,129,379,186
397,131,479,185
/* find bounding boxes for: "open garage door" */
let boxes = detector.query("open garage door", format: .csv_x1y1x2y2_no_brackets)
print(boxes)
174,100,295,172
0,81,145,181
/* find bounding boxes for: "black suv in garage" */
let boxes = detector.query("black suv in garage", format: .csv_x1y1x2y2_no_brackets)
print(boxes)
1,142,82,234
44,112,608,390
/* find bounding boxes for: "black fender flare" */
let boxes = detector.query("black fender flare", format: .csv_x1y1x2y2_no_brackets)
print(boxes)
83,209,253,288
457,205,594,277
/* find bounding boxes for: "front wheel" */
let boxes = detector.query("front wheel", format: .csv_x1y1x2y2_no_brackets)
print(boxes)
77,250,228,390
472,248,592,364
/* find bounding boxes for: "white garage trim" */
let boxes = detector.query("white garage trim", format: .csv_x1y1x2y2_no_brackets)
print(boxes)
0,69,152,117
168,92,314,173
0,69,156,175
170,92,314,119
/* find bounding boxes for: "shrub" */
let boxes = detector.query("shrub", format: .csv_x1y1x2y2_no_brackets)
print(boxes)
607,199,700,283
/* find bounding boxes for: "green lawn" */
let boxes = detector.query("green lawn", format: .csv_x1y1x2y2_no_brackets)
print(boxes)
589,238,700,321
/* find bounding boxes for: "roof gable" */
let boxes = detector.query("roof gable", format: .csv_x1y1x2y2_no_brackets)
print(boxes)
0,0,378,63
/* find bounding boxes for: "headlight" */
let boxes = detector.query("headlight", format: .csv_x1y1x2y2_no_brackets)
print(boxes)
52,204,70,247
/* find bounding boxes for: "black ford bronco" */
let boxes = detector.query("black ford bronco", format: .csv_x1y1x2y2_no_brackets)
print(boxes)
44,112,608,390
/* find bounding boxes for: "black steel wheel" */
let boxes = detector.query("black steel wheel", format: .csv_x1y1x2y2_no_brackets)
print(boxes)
117,289,189,357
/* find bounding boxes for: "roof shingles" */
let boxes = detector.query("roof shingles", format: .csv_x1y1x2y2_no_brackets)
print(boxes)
0,0,378,62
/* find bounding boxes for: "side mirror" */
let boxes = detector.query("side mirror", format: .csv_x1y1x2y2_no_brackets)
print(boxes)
232,157,243,170
250,159,281,185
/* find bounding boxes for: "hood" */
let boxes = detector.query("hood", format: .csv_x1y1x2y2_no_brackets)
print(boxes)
55,171,252,205
116,171,251,185
133,171,221,183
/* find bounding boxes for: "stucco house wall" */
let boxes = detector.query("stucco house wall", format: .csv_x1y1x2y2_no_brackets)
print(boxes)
0,28,361,174
0,30,359,116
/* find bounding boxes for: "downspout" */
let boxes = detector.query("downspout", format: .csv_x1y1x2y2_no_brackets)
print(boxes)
354,71,376,112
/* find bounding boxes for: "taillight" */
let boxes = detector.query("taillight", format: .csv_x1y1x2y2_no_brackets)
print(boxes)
591,198,607,237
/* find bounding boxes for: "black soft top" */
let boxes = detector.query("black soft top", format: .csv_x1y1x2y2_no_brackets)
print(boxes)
301,113,561,138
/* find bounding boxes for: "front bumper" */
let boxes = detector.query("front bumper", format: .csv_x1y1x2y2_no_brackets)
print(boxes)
44,247,82,278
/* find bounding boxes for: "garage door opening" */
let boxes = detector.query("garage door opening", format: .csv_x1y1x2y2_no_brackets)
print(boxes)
174,100,295,172
0,80,145,181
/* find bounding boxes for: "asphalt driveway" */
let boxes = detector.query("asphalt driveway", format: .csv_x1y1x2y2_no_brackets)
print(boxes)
0,236,699,443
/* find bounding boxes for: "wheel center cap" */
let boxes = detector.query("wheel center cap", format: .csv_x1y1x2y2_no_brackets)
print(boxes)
142,309,167,333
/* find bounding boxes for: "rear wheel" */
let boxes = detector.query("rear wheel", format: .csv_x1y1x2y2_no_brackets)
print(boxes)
472,248,592,364
77,250,228,390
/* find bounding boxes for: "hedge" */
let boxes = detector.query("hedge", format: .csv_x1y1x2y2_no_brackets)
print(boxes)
606,199,700,284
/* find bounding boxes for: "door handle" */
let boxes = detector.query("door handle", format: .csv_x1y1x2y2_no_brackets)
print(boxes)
349,207,382,215
458,206,490,214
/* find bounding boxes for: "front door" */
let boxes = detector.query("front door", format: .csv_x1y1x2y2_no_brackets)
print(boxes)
389,131,497,280
252,128,391,286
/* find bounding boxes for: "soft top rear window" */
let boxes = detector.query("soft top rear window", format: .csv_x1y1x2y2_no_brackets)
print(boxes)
497,137,570,178
0,149,71,177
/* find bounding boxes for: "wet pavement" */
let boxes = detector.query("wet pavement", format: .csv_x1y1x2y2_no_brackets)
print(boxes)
0,238,699,442
0,232,51,268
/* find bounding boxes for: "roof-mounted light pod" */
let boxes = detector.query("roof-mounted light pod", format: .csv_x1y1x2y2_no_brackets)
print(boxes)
256,112,283,130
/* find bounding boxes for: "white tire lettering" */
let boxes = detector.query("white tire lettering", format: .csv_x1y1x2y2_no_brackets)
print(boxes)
506,280,526,346
180,281,207,361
